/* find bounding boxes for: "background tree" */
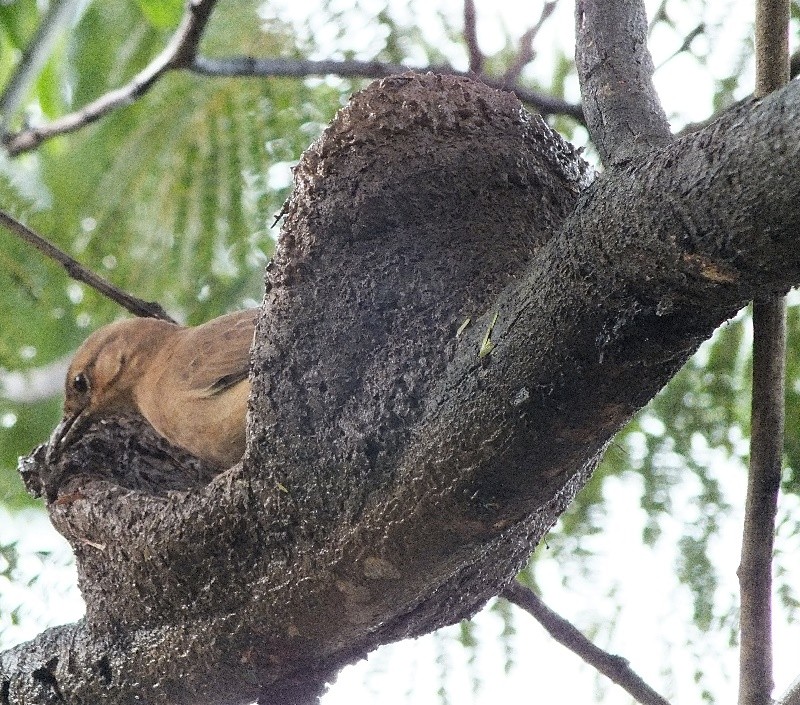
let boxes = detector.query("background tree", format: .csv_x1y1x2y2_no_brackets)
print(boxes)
0,0,798,703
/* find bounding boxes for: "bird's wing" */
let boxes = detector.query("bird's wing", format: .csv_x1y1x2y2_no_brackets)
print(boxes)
177,308,259,397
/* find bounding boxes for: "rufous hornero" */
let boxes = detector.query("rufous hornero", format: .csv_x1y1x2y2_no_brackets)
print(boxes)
48,309,258,468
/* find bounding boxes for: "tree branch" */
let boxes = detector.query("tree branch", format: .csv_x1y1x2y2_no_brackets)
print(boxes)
737,5,789,704
2,74,800,705
190,56,585,121
501,582,671,705
1,3,584,157
739,299,784,705
779,675,800,705
463,0,483,74
754,0,789,97
0,210,174,322
653,23,705,71
0,0,81,133
2,0,219,156
791,46,800,79
502,1,558,85
574,0,672,164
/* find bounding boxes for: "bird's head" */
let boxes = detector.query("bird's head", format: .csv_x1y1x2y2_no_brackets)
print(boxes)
47,317,174,463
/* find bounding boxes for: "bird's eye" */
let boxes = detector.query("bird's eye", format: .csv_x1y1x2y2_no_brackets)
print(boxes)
72,373,89,395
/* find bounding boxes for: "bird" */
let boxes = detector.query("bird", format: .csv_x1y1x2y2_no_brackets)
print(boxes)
48,308,259,468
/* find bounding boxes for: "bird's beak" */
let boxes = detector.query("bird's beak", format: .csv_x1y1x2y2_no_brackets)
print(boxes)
46,410,90,465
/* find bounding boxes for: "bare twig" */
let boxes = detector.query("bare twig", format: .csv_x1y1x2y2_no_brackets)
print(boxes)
737,3,789,705
654,23,705,71
574,0,672,165
463,0,483,73
503,1,558,85
1,0,584,157
647,0,669,34
191,56,585,122
0,210,175,322
501,582,672,705
0,0,81,134
193,56,418,79
2,0,219,156
754,0,790,97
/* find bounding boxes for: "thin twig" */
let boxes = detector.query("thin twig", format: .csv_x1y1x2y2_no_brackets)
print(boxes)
501,582,672,705
0,0,81,134
0,210,174,322
739,302,784,705
754,0,790,97
647,0,669,34
463,0,483,73
191,56,585,122
503,1,558,85
2,0,219,156
2,26,584,157
654,23,705,71
737,3,789,705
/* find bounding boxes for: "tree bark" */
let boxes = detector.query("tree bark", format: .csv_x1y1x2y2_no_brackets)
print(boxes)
2,73,800,704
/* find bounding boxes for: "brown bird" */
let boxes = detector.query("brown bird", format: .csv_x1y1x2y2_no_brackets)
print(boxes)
49,309,258,468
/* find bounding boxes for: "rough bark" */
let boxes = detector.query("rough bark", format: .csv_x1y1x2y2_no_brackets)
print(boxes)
575,0,672,163
2,73,800,704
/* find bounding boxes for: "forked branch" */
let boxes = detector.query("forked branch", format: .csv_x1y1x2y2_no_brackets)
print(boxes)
1,0,582,157
2,0,219,155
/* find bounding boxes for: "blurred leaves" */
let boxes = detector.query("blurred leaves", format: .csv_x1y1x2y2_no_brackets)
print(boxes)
136,0,183,30
0,0,798,702
0,508,82,649
0,1,41,51
0,0,347,509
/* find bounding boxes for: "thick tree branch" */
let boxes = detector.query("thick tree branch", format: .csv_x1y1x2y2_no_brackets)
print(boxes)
2,75,799,705
502,582,671,705
575,0,672,164
2,0,219,156
0,210,174,321
737,3,789,704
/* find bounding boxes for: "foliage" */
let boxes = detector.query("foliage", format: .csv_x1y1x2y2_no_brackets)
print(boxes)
0,0,798,703
0,0,346,504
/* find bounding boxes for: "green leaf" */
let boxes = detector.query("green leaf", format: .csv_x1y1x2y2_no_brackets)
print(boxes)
135,0,183,30
0,0,41,50
0,399,61,509
34,48,67,118
68,1,159,109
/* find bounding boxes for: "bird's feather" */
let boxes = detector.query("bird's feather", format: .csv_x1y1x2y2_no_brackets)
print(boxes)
174,309,259,396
